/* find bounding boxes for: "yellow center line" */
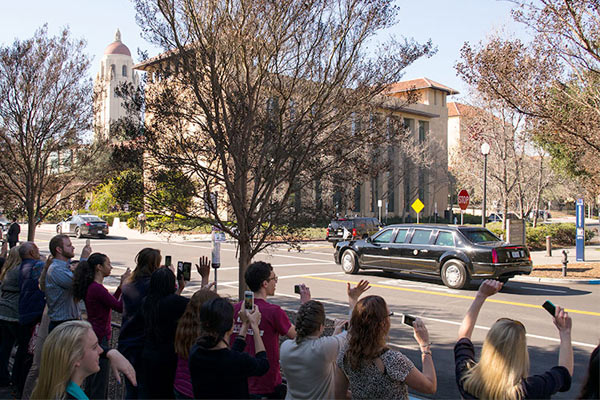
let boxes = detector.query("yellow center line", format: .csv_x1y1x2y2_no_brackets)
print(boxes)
305,276,600,317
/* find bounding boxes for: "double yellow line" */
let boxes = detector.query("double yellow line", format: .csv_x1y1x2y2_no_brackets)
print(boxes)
305,276,600,317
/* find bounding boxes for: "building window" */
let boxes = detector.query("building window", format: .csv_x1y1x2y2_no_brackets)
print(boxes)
122,65,127,77
315,179,322,210
403,118,414,137
110,64,115,79
371,177,378,213
434,90,437,105
388,147,394,213
418,120,428,143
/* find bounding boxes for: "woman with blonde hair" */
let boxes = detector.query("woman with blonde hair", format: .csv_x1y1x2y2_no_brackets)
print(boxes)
335,295,437,399
0,246,21,386
30,320,102,400
455,280,573,399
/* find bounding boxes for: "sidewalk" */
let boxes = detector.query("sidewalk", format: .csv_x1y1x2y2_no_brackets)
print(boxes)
529,243,600,266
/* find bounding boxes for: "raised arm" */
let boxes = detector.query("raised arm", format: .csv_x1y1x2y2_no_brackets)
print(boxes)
553,306,573,376
347,280,370,312
404,318,437,394
458,280,502,340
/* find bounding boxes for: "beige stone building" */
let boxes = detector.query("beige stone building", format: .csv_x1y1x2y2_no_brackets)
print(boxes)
93,29,141,141
134,50,457,221
339,78,458,220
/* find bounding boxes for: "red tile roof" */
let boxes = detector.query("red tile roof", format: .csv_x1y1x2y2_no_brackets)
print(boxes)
448,102,480,117
386,78,459,95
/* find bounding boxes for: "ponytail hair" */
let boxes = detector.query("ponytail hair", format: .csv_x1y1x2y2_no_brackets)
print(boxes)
197,297,233,349
72,253,108,302
295,300,325,344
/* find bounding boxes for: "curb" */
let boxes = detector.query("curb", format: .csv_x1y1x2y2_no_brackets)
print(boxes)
512,276,600,284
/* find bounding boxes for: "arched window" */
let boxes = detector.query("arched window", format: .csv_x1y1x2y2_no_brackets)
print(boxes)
110,64,115,79
122,65,127,77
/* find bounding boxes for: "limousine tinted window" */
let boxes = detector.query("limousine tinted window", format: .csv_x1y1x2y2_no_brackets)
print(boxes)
395,229,408,243
462,229,501,243
436,231,454,246
411,229,432,244
373,229,394,243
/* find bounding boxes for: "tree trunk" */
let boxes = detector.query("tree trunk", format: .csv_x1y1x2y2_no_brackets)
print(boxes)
27,204,36,241
237,239,252,302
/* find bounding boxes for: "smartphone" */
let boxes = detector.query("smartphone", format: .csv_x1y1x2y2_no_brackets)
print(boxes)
402,314,416,327
343,321,349,331
177,261,184,281
182,262,192,281
542,300,556,316
165,255,172,267
244,291,254,311
294,284,301,294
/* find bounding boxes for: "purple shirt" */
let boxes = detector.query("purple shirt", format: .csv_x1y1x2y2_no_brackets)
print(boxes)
174,355,193,397
84,281,122,340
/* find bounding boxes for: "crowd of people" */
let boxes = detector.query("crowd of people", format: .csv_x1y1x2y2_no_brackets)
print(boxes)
0,233,597,399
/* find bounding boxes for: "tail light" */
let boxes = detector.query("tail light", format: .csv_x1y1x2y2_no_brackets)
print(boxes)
326,228,330,237
492,248,498,264
85,222,90,226
528,252,531,262
352,228,357,237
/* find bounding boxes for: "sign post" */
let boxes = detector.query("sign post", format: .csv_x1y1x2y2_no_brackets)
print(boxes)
211,226,227,290
576,198,585,261
458,189,470,225
411,199,424,224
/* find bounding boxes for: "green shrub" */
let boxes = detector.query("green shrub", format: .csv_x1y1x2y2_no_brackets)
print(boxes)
43,209,73,223
127,217,137,229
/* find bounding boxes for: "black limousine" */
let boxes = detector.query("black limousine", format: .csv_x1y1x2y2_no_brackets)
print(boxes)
334,224,532,289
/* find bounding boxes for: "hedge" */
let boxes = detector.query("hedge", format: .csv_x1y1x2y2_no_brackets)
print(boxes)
486,222,595,250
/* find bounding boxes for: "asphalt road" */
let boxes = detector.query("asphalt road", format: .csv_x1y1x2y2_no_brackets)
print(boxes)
28,229,600,399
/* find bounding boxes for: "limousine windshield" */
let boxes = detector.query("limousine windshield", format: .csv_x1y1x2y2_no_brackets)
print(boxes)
461,229,501,244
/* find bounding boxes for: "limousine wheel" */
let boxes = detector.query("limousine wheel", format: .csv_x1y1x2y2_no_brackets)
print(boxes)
441,260,469,289
341,250,359,274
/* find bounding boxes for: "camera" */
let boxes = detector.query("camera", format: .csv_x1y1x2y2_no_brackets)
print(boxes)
244,291,254,311
294,284,301,294
542,300,556,316
401,314,416,327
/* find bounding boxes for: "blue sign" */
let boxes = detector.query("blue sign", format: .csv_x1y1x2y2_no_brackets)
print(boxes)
576,198,585,261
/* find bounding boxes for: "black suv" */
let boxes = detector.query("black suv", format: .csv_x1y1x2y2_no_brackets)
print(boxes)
334,224,532,289
326,217,382,246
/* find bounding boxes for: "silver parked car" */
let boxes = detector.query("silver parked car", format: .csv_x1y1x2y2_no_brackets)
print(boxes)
56,214,109,238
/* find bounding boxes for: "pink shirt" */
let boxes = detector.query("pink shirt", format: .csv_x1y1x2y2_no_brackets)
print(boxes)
232,298,291,395
174,355,193,397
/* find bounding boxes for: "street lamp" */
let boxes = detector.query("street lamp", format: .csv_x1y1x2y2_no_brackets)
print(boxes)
481,142,490,227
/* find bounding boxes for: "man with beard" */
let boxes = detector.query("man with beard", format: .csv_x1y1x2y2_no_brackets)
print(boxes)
46,234,91,333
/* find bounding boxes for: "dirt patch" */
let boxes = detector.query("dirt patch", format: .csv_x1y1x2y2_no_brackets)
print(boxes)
530,263,600,279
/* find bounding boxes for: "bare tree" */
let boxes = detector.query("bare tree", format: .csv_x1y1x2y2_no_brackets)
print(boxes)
457,1,600,186
0,26,108,240
133,0,433,298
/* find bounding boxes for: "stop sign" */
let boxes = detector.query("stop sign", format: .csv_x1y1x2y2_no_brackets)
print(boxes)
458,189,470,211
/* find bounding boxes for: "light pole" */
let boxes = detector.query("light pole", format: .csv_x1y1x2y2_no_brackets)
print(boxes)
481,142,490,227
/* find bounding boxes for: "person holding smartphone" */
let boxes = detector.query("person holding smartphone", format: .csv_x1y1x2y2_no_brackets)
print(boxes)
280,280,370,399
455,280,573,399
189,297,269,399
334,295,437,399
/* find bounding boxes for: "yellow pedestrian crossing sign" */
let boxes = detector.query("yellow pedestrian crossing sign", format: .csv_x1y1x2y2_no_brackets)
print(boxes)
411,199,424,214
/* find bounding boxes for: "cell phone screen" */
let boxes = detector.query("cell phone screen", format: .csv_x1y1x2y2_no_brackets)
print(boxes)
294,285,301,294
177,261,183,281
402,314,416,327
542,300,556,316
183,262,192,281
165,256,172,267
244,291,254,310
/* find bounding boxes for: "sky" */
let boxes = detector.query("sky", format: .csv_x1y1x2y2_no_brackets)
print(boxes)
0,0,530,102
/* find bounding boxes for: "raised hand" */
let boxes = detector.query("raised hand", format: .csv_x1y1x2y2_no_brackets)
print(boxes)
347,280,371,301
412,318,430,348
553,306,572,334
298,284,311,304
477,279,502,298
